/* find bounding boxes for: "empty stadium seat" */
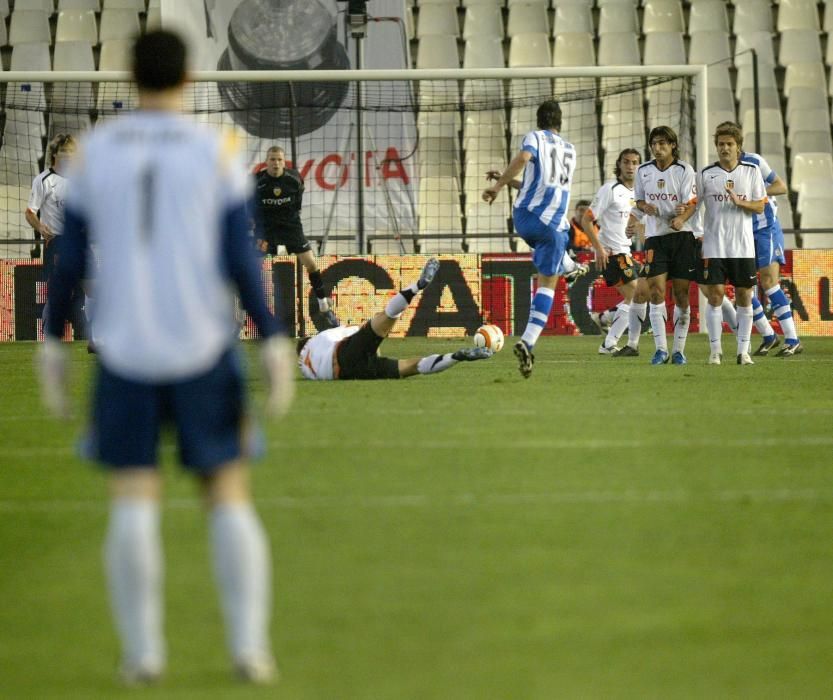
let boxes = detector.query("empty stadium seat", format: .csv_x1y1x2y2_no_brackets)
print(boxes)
9,10,51,45
791,152,833,193
734,31,775,67
417,4,459,39
786,87,829,126
798,199,833,234
146,5,160,30
796,178,833,213
733,0,774,33
553,32,595,66
462,110,506,156
791,134,833,168
784,62,826,96
99,8,141,42
99,38,132,69
462,4,502,40
787,109,831,143
738,88,780,120
0,150,41,186
643,32,686,65
552,4,593,34
416,34,459,68
688,0,729,33
741,107,783,132
779,29,822,66
688,32,731,65
735,63,776,99
58,0,100,10
0,0,10,16
56,9,98,44
776,0,820,32
825,3,833,34
508,33,551,66
707,87,735,115
598,32,640,65
507,4,549,38
0,185,31,235
418,177,462,251
463,36,504,103
642,0,684,34
15,0,55,11
103,0,145,9
7,43,50,112
598,4,638,35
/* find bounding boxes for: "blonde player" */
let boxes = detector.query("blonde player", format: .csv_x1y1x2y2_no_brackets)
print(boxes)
695,123,767,365
37,31,294,684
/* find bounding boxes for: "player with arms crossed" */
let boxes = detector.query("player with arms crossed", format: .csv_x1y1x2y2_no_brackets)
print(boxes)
695,122,767,365
38,30,294,684
712,122,802,357
482,100,576,378
634,126,698,365
254,145,339,327
297,257,492,380
582,148,649,356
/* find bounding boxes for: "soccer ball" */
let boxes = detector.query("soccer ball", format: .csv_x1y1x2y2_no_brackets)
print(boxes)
473,324,504,352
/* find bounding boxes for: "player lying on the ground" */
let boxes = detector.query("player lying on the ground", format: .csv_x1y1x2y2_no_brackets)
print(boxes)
297,258,492,380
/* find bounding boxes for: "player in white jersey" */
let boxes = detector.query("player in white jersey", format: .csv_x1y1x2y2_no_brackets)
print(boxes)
710,123,802,357
37,31,294,685
482,100,576,378
634,126,698,366
297,257,492,380
695,122,767,365
26,134,80,329
582,149,650,356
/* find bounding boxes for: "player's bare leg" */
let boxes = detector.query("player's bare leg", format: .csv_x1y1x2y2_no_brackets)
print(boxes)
297,250,338,327
203,461,276,684
647,272,670,364
106,469,165,685
670,278,691,364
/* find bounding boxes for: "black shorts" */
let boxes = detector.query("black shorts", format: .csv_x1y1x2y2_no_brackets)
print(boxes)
700,257,758,288
642,231,697,281
260,226,312,255
335,322,401,380
603,253,642,287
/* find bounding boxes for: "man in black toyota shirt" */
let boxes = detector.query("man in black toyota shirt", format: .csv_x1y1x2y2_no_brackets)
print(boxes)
254,146,338,327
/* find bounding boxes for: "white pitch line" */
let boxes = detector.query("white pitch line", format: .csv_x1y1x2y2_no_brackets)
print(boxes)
2,488,833,514
4,434,833,458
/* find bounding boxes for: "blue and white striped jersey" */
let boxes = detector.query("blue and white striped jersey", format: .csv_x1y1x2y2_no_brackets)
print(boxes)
739,151,780,233
513,129,576,230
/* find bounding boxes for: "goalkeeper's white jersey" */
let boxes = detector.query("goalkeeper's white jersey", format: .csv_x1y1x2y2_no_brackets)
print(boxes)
696,161,766,259
634,159,697,238
28,168,69,235
588,179,636,255
65,111,253,382
299,326,359,380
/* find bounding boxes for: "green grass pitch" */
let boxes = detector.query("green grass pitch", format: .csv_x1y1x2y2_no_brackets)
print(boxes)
1,336,833,698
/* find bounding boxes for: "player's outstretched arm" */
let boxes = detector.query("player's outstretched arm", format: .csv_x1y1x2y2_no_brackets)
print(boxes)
482,151,531,204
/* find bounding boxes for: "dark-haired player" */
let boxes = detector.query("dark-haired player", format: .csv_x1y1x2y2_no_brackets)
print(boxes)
583,148,649,356
634,125,698,365
254,145,338,327
37,30,293,685
298,257,491,380
482,100,576,378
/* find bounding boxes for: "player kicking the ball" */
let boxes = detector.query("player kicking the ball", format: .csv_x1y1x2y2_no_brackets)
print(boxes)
297,257,492,380
695,122,767,365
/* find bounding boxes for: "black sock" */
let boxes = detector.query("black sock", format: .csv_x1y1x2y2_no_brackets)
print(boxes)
308,270,326,299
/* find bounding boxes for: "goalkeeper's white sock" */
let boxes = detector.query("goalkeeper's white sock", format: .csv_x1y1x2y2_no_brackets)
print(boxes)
211,503,272,665
384,285,419,319
417,354,457,374
105,499,165,674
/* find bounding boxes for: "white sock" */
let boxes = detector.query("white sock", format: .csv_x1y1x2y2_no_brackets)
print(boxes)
105,499,165,672
628,301,646,348
706,303,723,355
417,353,456,374
649,302,668,352
671,305,690,355
765,284,798,342
521,286,555,349
721,297,738,334
384,285,418,319
736,305,753,356
317,296,330,312
604,303,630,348
211,503,273,664
560,252,577,274
600,308,617,326
752,291,776,338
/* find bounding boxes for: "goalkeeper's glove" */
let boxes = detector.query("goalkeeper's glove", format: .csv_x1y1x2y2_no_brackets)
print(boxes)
261,335,295,418
37,336,70,419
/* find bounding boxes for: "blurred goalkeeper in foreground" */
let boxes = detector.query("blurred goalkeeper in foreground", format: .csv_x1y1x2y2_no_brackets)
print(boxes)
38,30,294,685
297,257,493,380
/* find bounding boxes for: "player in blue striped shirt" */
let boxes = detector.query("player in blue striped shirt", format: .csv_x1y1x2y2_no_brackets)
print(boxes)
482,100,576,378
